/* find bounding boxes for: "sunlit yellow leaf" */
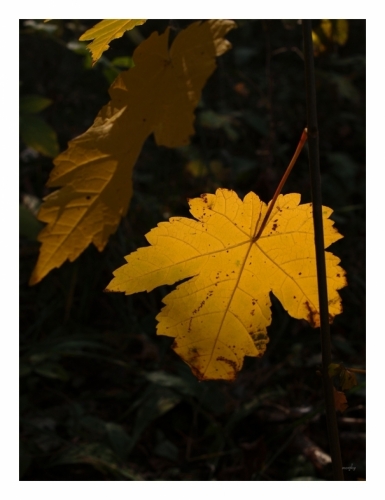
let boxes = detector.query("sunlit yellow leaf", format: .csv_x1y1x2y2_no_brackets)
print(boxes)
106,188,346,380
30,20,236,285
312,20,349,56
320,19,349,46
79,19,147,65
333,20,349,46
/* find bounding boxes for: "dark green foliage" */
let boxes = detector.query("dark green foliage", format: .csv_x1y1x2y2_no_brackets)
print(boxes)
20,19,365,480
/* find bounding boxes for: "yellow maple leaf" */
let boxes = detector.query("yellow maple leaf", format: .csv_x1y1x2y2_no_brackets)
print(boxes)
30,20,236,285
79,19,147,65
106,188,347,381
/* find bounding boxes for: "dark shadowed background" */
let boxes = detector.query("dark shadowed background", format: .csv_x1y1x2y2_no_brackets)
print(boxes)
20,19,365,481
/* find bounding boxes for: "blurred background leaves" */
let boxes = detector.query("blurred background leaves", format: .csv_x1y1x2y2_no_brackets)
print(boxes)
19,19,365,480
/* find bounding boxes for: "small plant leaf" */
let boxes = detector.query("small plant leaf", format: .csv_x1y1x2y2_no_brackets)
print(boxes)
20,115,59,158
328,362,342,378
79,19,147,65
333,387,348,412
340,368,358,391
20,95,53,114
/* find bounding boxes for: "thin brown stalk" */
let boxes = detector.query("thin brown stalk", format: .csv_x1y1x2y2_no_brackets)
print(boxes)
254,128,308,240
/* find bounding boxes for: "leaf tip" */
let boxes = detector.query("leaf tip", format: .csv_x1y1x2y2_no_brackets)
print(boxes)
29,258,46,286
28,275,38,287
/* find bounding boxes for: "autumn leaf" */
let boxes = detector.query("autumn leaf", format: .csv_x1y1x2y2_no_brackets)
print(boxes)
312,20,349,56
328,362,358,390
328,362,343,378
340,368,358,391
333,387,348,413
106,188,346,381
79,19,147,65
30,20,236,285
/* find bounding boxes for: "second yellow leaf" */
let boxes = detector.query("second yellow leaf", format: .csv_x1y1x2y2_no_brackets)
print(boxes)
30,20,236,284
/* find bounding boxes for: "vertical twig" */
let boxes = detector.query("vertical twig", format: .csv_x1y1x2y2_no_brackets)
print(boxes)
302,20,344,480
263,20,275,171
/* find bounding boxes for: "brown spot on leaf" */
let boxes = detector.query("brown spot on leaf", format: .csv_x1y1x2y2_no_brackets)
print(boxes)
216,356,237,374
304,301,320,328
190,365,205,380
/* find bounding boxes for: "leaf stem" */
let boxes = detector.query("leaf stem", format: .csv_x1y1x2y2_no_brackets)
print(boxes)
302,19,344,481
254,128,307,240
346,368,366,375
